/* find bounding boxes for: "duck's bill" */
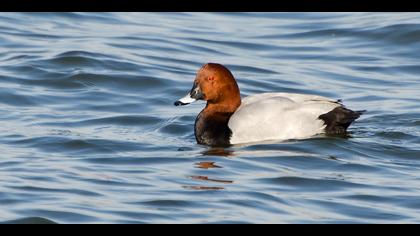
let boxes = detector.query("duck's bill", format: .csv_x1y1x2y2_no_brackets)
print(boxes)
174,93,197,106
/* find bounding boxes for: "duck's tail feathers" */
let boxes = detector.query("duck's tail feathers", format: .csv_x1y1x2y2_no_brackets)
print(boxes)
319,107,365,135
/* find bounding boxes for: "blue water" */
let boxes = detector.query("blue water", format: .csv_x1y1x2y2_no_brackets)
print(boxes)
0,12,420,224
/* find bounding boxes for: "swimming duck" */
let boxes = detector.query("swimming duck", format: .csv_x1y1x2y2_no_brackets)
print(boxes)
175,63,364,146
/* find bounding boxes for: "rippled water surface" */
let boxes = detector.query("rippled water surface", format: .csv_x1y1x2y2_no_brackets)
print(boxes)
1,13,420,224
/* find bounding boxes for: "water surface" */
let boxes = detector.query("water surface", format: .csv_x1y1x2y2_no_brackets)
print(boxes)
1,13,420,223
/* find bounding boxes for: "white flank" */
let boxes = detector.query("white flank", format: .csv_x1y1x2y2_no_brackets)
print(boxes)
228,93,341,144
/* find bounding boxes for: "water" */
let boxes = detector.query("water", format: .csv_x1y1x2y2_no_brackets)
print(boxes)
0,13,420,224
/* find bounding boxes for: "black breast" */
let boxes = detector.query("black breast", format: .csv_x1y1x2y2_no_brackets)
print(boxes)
194,111,233,147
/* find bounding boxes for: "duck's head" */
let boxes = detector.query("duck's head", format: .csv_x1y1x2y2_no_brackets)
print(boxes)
175,63,241,109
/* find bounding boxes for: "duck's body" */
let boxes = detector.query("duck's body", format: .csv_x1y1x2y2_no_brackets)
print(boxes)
175,63,364,146
229,93,344,144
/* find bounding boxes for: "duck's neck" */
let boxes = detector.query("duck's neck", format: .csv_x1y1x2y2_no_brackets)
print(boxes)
205,91,242,113
204,102,240,114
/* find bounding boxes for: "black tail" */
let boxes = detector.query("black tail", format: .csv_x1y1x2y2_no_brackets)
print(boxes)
319,107,365,135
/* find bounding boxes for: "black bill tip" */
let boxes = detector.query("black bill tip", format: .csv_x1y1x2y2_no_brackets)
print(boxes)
174,101,187,106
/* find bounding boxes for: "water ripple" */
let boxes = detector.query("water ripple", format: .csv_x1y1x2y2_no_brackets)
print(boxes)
0,12,420,224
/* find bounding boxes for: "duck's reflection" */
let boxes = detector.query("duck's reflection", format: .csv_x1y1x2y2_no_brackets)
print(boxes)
190,175,233,184
194,161,221,169
184,147,234,190
201,147,235,157
182,186,225,190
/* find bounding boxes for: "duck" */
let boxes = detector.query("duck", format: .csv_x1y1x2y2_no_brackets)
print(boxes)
174,63,364,146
